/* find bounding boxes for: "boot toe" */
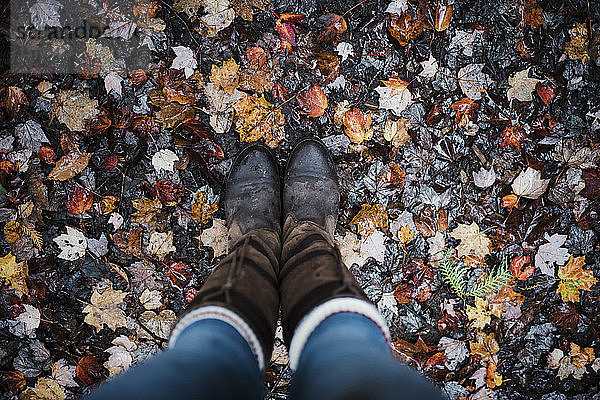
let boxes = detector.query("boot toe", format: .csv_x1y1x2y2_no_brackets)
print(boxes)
285,139,336,181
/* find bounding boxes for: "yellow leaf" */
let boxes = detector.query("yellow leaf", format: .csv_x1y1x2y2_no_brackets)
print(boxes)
384,118,411,147
397,224,414,245
131,198,162,225
19,377,65,400
466,297,491,329
570,342,595,368
210,58,240,94
4,220,22,243
233,94,286,148
564,22,589,62
557,255,597,302
82,283,128,332
191,192,218,223
449,222,491,259
349,204,388,238
469,331,499,361
486,362,503,388
0,252,28,296
199,218,228,259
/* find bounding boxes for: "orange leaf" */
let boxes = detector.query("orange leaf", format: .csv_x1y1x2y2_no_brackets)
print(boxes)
0,86,28,116
76,356,105,384
343,108,373,144
349,203,388,237
510,255,533,280
387,12,423,46
486,362,503,388
501,194,519,209
297,85,328,117
500,125,526,151
48,151,92,181
536,82,555,105
450,98,478,127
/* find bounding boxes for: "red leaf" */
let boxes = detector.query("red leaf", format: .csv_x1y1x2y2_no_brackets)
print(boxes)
129,69,148,89
65,186,94,215
272,83,289,102
437,313,460,334
181,118,216,141
38,146,56,164
152,178,184,205
296,85,328,117
246,47,267,69
500,125,526,151
166,261,191,289
103,154,119,169
579,167,600,200
76,356,105,384
275,14,305,47
536,82,555,104
510,255,533,280
549,303,580,332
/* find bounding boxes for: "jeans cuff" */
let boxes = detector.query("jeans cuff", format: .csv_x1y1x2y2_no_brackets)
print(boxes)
168,305,265,371
288,297,392,370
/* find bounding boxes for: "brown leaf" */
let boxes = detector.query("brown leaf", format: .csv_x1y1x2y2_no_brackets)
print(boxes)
393,258,433,303
1,86,28,116
152,179,184,206
388,12,423,46
579,168,600,200
510,255,533,280
349,203,388,237
76,356,105,384
1,370,26,392
48,151,92,181
296,85,328,117
315,13,347,44
343,108,373,144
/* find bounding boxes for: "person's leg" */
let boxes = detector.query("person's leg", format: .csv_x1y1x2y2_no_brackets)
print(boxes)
289,312,443,400
86,318,263,400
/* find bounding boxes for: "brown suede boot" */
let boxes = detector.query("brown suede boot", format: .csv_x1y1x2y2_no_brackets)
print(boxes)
279,139,390,369
169,144,281,370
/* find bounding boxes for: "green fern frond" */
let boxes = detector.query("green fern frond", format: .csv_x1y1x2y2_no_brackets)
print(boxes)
440,248,513,298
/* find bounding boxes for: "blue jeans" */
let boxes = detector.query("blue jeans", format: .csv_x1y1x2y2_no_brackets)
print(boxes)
86,313,442,400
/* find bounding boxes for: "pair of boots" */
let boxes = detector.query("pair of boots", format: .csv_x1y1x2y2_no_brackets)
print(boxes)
168,139,390,370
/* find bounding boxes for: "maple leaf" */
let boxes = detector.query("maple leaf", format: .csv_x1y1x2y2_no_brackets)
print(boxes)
20,377,65,400
82,283,128,332
233,94,286,148
53,89,99,132
343,108,373,144
449,222,491,259
138,310,177,339
535,233,570,276
557,255,597,302
152,149,179,172
53,226,87,261
296,85,328,117
507,68,542,102
104,72,124,96
391,336,429,365
29,0,63,30
200,218,228,259
350,203,388,238
171,46,197,78
48,150,92,181
457,64,491,100
230,0,266,21
210,58,240,95
0,252,29,296
65,186,94,215
8,304,40,338
377,291,399,317
51,359,78,388
375,78,413,115
131,197,162,225
147,231,176,259
393,258,433,303
466,297,491,329
104,335,136,376
15,120,50,152
336,42,354,61
384,118,411,147
472,167,496,188
511,167,550,199
191,191,218,223
500,125,527,151
564,22,588,62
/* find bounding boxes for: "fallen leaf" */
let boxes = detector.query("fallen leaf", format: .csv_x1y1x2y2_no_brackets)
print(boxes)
500,125,526,151
0,252,29,296
349,203,388,238
377,291,398,317
131,197,163,226
536,82,555,104
510,255,534,280
472,167,496,188
51,359,77,388
29,0,63,30
53,89,99,132
152,149,179,172
511,167,550,199
535,233,570,276
147,231,176,259
140,288,162,310
200,218,228,259
48,151,92,181
315,13,347,44
9,304,40,338
507,68,542,102
233,94,286,148
210,58,240,94
191,191,218,223
557,255,597,302
1,86,28,116
457,64,491,100
375,78,414,115
297,85,328,117
466,297,491,329
384,118,411,147
65,186,94,215
343,108,373,144
15,120,49,152
104,336,136,376
76,355,105,384
449,222,491,259
53,226,87,261
138,309,176,339
450,98,478,127
104,72,124,96
171,46,197,78
469,331,499,361
82,283,128,332
387,12,423,46
20,377,65,400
